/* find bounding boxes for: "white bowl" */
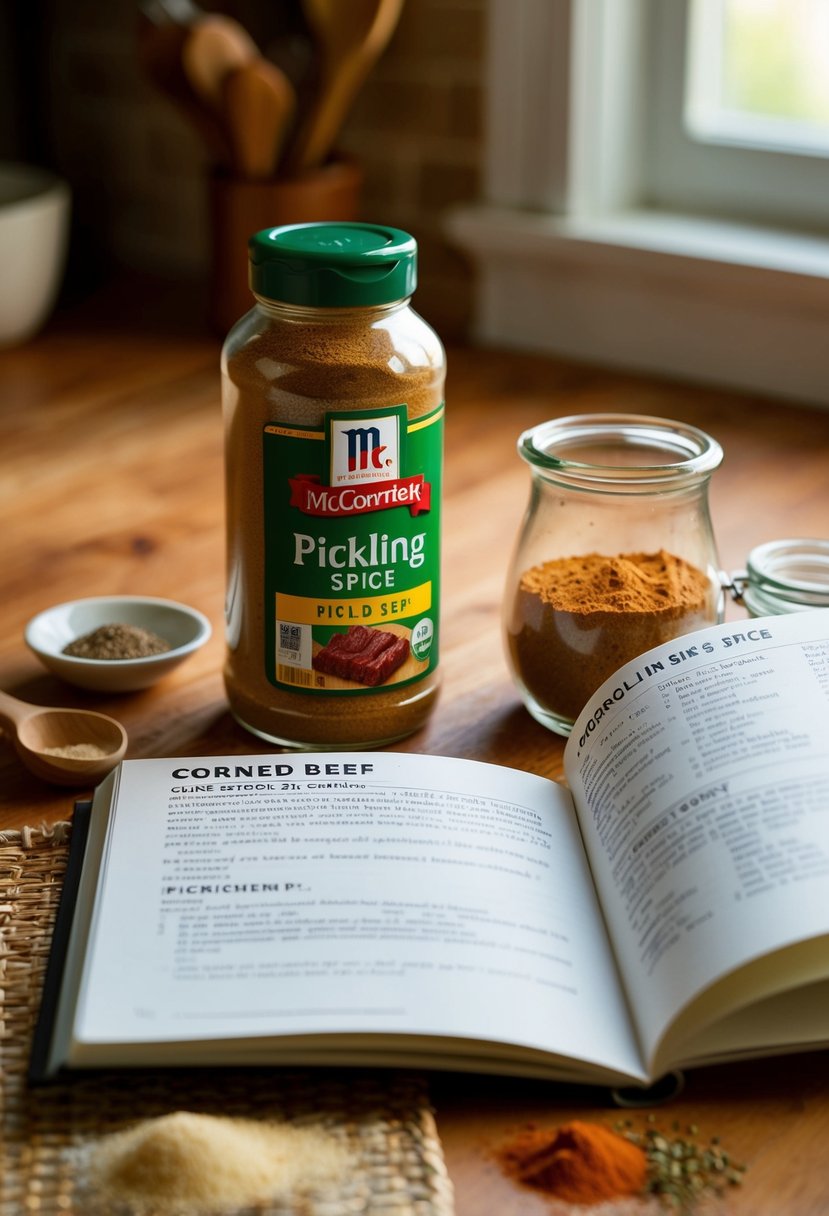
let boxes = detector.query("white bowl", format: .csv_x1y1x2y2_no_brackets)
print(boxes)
25,596,212,692
0,163,71,347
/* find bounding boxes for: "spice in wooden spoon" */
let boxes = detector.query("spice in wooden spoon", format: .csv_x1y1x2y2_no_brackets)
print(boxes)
0,690,127,787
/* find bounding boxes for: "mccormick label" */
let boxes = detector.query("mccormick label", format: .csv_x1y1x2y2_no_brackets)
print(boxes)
263,403,443,694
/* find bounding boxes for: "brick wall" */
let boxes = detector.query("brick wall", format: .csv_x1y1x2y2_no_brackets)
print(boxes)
28,0,485,338
345,0,485,336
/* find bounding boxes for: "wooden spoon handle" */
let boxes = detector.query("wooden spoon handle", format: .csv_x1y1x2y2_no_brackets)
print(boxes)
283,65,362,174
182,15,258,113
0,690,32,733
284,0,404,173
222,59,296,179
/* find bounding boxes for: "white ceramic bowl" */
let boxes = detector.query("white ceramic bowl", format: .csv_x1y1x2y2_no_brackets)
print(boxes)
0,163,71,347
25,596,212,692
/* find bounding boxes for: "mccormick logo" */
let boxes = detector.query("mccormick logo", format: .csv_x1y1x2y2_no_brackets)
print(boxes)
346,426,385,473
288,474,431,519
287,411,431,518
330,416,400,486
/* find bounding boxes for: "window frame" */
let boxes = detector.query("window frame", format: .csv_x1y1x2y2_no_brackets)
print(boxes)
648,0,829,228
447,0,829,406
685,0,829,158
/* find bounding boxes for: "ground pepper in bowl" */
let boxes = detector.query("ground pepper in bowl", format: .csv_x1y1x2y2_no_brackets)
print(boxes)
63,623,171,660
507,549,714,725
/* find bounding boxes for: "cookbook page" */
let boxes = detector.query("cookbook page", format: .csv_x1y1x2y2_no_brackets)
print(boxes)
70,751,645,1079
565,609,829,1070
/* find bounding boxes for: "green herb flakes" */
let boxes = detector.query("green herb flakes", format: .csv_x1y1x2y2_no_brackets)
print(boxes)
614,1121,747,1212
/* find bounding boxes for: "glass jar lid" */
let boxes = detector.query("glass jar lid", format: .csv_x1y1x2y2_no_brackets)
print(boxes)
732,538,829,614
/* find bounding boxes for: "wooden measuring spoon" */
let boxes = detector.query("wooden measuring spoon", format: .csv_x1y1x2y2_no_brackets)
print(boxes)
222,59,297,179
0,690,127,787
182,14,259,114
284,0,405,172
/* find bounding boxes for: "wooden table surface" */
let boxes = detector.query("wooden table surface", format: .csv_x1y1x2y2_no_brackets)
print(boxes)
1,288,828,1214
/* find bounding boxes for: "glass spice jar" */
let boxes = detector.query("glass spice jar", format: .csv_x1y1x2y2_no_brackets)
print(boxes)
729,538,829,616
503,414,724,737
221,222,445,748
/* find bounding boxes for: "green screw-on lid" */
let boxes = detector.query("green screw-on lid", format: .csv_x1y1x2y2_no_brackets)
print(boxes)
248,222,417,307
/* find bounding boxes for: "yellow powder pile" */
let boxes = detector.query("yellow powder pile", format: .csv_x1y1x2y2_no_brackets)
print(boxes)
83,1110,350,1214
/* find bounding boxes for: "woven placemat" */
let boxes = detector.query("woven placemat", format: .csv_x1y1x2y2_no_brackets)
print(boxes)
0,823,456,1216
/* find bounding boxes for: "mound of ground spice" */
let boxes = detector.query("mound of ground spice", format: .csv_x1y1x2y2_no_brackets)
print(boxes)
82,1110,349,1214
507,549,714,724
63,623,171,660
497,1120,648,1205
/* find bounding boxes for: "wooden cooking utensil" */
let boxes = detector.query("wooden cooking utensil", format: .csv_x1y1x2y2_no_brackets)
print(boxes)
222,59,297,180
182,14,259,113
0,689,127,787
284,0,405,172
138,11,232,164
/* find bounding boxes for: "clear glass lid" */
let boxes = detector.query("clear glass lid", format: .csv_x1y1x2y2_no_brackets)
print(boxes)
732,538,829,611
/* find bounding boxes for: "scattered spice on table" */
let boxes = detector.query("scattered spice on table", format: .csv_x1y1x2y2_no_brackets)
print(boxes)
41,743,109,760
496,1120,648,1205
63,623,171,660
496,1117,747,1211
618,1117,747,1211
82,1109,349,1213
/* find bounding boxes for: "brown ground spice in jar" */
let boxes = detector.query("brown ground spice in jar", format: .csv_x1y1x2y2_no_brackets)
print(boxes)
223,306,444,747
508,549,713,723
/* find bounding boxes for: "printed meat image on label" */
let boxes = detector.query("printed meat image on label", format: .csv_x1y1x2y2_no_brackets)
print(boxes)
312,625,410,686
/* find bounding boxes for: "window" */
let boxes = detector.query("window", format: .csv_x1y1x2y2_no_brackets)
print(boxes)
447,0,829,405
687,0,829,155
648,0,829,227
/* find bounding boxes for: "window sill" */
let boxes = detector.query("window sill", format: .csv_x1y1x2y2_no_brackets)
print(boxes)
447,204,829,407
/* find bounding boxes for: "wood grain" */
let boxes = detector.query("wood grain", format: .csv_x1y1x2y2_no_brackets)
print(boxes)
1,290,828,1213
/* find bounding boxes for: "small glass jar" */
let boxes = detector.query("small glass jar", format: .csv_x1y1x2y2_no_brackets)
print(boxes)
221,222,445,748
730,538,829,616
504,414,724,737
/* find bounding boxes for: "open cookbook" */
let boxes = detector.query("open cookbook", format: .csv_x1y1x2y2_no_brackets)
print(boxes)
33,609,829,1089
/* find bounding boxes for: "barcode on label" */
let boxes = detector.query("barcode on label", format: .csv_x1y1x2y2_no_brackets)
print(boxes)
279,624,301,652
276,620,312,669
277,664,313,687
